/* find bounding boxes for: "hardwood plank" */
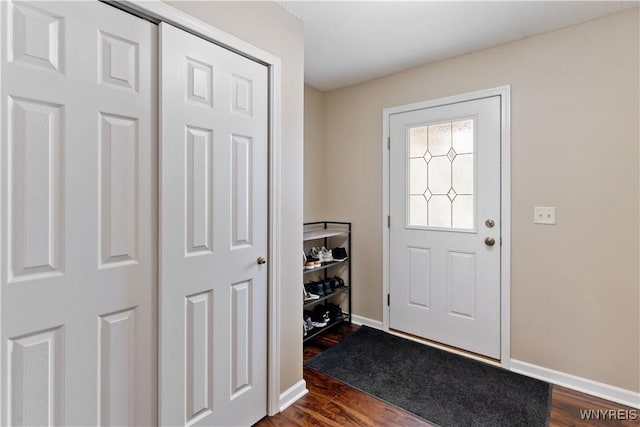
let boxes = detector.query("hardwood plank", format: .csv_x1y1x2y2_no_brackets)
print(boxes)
550,386,639,426
256,325,639,427
322,386,432,427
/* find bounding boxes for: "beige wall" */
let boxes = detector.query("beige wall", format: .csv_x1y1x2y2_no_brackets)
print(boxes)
304,85,327,221
308,10,640,392
167,1,305,393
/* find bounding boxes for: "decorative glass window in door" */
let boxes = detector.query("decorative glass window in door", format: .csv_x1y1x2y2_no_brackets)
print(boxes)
408,119,474,229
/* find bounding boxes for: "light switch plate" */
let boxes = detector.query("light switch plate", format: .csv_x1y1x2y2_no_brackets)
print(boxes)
534,207,556,224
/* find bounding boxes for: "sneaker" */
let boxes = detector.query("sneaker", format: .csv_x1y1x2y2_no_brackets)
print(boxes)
315,280,326,296
306,281,324,297
304,315,315,331
320,247,333,262
306,249,322,268
322,278,332,295
308,310,327,328
303,284,320,302
309,247,321,259
311,306,331,326
332,247,348,261
325,303,345,322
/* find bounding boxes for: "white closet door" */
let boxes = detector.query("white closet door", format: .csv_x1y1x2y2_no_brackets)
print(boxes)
1,1,157,425
159,23,269,426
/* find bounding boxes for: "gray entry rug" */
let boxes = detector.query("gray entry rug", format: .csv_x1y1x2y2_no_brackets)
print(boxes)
305,326,551,427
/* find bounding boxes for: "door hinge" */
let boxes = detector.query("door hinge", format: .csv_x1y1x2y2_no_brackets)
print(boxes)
387,136,391,150
387,215,390,228
387,293,390,306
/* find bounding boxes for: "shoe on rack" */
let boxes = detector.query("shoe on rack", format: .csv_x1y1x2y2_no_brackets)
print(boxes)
309,247,321,260
307,280,324,297
322,278,332,295
304,261,316,270
303,284,320,302
320,247,333,262
311,306,331,326
332,247,348,261
332,276,345,288
308,309,327,328
324,303,344,322
306,248,321,265
303,314,315,331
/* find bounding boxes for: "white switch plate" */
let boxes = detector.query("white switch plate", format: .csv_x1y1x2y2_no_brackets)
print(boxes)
534,207,556,224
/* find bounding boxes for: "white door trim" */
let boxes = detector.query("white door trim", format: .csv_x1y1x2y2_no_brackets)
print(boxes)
117,1,283,416
382,86,511,367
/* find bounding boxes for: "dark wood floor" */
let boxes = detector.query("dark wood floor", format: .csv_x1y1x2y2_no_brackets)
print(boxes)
257,324,639,427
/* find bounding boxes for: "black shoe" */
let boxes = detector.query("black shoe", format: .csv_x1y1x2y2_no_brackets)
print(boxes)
307,309,328,327
332,276,345,288
324,303,344,322
303,284,320,302
332,247,348,261
311,305,331,325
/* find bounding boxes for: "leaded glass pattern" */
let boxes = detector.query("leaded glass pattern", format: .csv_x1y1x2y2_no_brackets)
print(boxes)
408,119,474,229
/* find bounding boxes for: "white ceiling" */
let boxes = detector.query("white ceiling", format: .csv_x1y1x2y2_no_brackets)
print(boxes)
277,1,638,91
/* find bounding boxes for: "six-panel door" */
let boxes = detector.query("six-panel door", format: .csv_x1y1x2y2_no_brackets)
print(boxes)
159,23,269,426
1,1,157,425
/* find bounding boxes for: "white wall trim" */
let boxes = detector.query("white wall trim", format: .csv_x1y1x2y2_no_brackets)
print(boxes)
381,86,512,367
351,314,383,330
279,380,308,412
121,0,283,418
511,359,640,409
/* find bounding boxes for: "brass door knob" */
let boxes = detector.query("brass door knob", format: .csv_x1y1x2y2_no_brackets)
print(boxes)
257,256,267,265
484,237,496,247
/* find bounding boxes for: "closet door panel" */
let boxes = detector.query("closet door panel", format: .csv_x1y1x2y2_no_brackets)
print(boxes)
1,2,157,425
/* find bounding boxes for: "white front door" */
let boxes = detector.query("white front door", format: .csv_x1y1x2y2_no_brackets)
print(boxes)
389,96,501,359
1,1,157,425
159,23,269,426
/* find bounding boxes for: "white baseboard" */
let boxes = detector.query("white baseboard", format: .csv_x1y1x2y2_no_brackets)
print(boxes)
510,359,640,409
279,379,308,412
350,314,383,330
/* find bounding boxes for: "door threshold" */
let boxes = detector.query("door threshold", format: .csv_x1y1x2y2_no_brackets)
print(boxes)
387,328,501,367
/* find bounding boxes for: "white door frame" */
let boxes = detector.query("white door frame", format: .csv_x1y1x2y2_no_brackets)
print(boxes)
382,86,511,367
114,1,283,416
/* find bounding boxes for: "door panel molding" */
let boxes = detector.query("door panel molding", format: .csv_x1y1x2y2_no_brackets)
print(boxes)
382,86,511,366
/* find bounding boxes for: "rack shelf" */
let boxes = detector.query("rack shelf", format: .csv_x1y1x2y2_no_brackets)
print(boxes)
303,316,349,343
304,286,350,310
303,229,349,241
303,258,349,275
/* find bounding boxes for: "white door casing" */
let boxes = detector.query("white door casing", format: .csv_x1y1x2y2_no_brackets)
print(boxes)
159,22,269,426
1,1,157,425
388,96,502,359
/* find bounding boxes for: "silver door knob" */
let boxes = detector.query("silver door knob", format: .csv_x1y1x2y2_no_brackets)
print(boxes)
484,237,496,247
485,219,495,228
257,256,267,265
